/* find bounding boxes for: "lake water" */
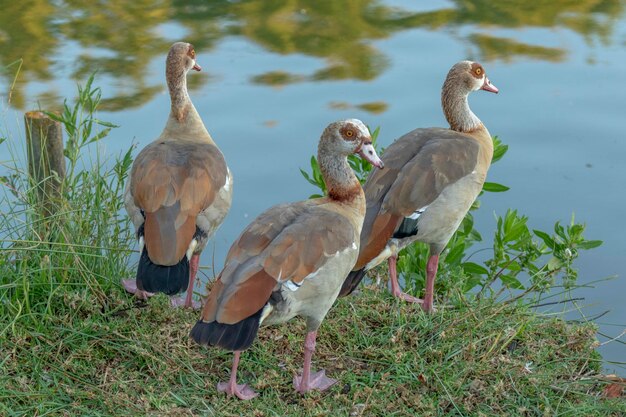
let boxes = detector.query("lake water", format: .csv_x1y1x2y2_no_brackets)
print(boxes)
1,0,624,373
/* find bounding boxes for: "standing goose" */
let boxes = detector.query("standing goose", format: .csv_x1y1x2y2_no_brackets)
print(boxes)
123,42,232,308
339,61,498,313
191,119,383,400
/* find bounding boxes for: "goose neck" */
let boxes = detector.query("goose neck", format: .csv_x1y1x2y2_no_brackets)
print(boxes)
441,85,483,133
318,147,363,205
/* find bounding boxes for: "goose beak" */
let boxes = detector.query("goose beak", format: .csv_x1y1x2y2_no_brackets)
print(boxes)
481,77,498,94
358,142,384,169
192,62,202,71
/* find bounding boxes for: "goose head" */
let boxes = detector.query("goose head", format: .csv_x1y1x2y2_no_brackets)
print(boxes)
321,119,384,169
166,42,201,81
444,60,498,95
441,61,498,132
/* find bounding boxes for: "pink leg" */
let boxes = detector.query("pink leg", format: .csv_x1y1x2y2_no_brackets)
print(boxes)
121,278,154,300
293,331,337,394
422,254,439,313
217,351,258,400
170,254,201,309
388,255,424,304
185,254,199,307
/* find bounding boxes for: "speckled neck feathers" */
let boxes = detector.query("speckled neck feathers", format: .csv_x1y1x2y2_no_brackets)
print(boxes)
167,64,192,123
163,52,212,142
317,143,363,205
441,74,483,133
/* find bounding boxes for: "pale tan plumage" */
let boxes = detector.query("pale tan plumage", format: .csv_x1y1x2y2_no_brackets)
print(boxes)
202,199,358,326
340,61,498,312
191,119,384,399
123,42,232,308
130,141,227,265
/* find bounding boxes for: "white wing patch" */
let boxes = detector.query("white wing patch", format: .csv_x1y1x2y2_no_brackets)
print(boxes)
365,245,393,271
407,206,428,220
222,168,232,193
259,303,273,324
284,280,302,292
185,239,198,261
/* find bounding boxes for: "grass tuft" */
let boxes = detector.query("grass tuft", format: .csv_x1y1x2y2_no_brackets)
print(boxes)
1,287,623,416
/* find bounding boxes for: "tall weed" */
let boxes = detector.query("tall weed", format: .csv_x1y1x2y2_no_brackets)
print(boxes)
0,75,134,330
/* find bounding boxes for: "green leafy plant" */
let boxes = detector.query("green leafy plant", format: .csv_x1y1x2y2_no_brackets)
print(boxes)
0,75,135,326
46,74,120,183
300,131,602,303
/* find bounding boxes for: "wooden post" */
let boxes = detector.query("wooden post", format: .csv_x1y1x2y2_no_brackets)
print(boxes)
24,111,66,219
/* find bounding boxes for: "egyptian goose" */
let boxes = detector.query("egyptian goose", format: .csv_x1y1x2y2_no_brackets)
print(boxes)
122,42,232,309
339,61,498,313
191,119,383,399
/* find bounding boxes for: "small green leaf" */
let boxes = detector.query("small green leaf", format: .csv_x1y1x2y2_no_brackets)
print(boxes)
445,242,465,265
463,274,483,292
93,119,119,128
43,111,64,123
577,240,602,250
507,261,522,272
368,125,379,139
554,222,567,240
500,274,525,289
469,229,483,242
482,182,510,192
503,222,527,243
491,136,509,163
533,230,555,249
299,168,318,187
462,262,489,275
87,127,112,144
547,257,562,271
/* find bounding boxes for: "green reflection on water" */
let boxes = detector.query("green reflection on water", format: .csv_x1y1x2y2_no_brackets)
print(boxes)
0,0,623,111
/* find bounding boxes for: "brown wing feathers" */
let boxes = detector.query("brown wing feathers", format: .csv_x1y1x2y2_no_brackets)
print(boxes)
132,142,225,265
143,202,196,266
191,203,354,351
342,130,480,294
353,212,401,270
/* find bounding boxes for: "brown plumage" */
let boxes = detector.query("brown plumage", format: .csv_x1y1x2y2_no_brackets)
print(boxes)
200,200,357,328
191,119,384,400
340,61,498,313
130,141,226,265
123,42,232,307
354,130,481,270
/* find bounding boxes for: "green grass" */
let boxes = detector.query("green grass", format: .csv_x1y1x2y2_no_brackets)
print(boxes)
1,286,623,416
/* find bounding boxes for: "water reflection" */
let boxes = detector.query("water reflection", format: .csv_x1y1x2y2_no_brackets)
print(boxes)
469,35,566,63
329,100,389,114
0,0,59,109
0,0,623,110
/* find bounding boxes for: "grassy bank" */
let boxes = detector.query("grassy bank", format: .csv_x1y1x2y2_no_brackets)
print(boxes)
1,77,623,416
1,285,623,416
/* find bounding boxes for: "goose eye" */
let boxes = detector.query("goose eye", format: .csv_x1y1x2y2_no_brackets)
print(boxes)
345,130,354,138
475,67,482,76
190,49,196,58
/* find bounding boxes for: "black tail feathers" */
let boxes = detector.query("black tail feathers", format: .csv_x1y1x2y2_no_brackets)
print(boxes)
136,248,189,296
339,268,367,297
190,307,264,352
